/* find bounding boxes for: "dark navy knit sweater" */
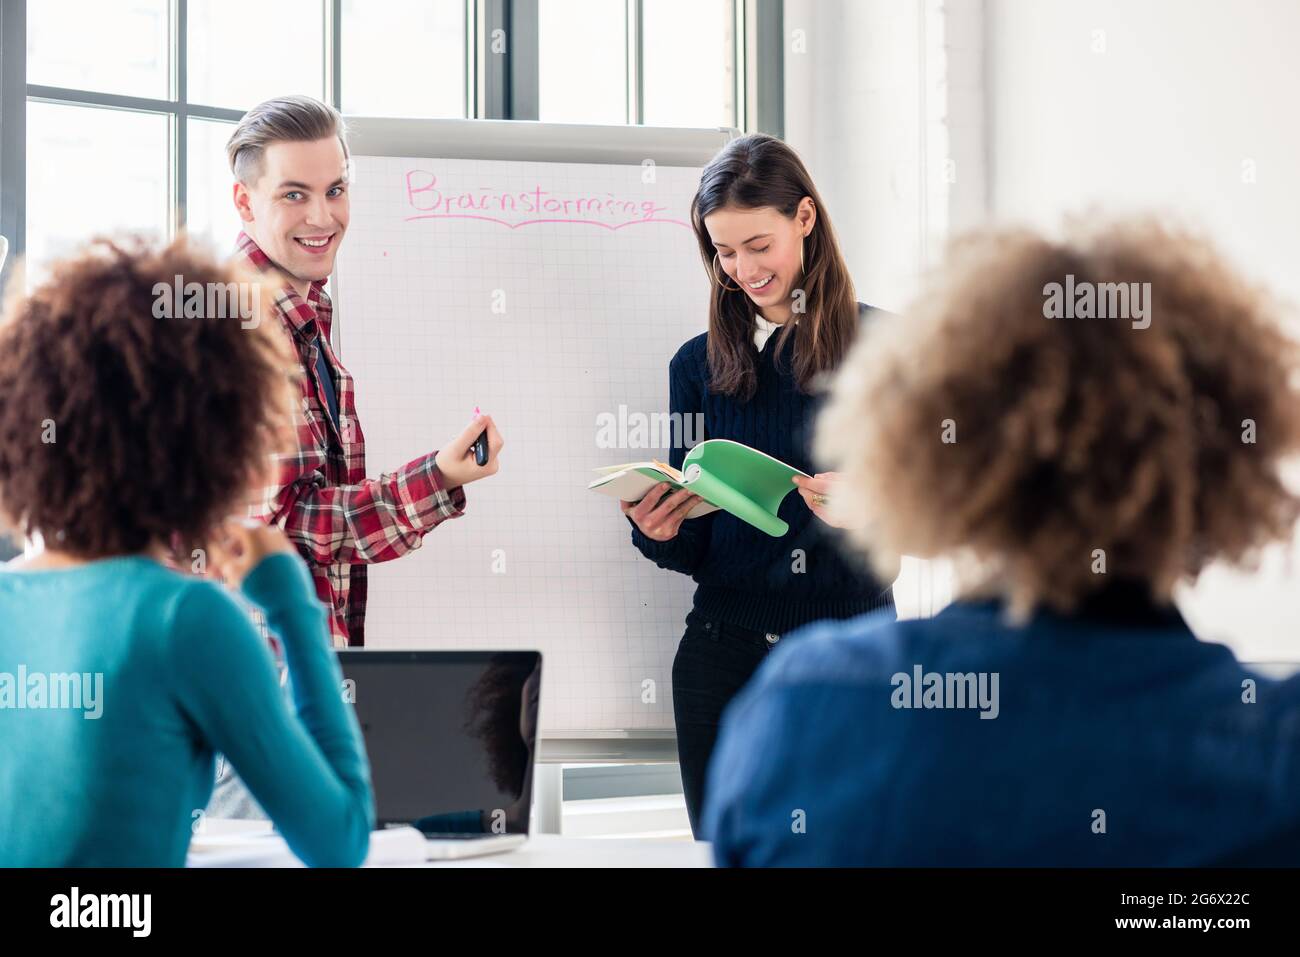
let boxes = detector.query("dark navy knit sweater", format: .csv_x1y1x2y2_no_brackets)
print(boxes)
630,306,895,633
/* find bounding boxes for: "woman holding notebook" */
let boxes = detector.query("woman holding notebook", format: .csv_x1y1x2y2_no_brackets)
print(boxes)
621,134,896,834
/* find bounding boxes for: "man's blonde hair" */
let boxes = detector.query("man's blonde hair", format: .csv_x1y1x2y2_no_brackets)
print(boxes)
226,94,349,185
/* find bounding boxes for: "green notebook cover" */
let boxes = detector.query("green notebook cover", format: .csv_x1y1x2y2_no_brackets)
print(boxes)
632,439,808,537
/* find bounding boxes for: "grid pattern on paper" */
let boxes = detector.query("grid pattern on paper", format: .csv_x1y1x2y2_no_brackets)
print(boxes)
333,154,710,733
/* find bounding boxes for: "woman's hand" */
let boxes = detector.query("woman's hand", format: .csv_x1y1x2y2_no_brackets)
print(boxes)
621,483,703,542
793,472,852,528
205,519,295,587
435,412,505,488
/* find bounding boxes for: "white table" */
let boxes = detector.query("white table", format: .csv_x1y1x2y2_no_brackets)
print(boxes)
191,820,713,868
419,834,711,868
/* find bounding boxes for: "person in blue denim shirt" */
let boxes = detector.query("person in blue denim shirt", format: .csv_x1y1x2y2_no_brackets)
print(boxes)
703,218,1300,866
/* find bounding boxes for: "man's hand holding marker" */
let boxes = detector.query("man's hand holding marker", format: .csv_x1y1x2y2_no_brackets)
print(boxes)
435,410,505,487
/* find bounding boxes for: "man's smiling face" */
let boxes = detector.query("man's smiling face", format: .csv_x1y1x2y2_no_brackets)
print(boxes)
234,135,350,293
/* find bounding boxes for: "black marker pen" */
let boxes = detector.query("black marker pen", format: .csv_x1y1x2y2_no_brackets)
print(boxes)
472,406,489,466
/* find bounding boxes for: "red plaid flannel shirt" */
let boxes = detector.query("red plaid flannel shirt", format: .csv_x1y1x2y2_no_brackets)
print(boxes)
235,232,467,647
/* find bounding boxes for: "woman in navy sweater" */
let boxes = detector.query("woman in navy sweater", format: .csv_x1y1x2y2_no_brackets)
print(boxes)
622,134,895,834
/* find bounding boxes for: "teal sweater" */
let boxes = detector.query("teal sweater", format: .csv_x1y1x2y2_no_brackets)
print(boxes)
0,553,373,867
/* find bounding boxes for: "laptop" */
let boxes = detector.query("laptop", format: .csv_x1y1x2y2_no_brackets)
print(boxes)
336,650,542,861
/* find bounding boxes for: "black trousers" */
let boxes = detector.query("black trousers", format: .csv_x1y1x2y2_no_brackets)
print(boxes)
672,609,780,837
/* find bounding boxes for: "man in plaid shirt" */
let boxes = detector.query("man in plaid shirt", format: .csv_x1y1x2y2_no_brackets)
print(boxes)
209,95,503,819
226,95,505,649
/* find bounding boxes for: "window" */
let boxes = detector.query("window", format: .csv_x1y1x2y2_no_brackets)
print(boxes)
538,0,739,127
641,0,735,128
14,0,474,281
185,117,241,255
25,101,169,275
186,0,325,111
27,0,169,100
341,0,467,118
538,0,628,124
3,0,778,283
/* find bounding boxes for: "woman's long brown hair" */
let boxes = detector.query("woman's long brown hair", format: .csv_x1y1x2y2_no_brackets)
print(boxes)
691,134,859,400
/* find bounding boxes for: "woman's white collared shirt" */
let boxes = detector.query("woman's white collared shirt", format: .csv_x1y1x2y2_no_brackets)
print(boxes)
754,314,788,352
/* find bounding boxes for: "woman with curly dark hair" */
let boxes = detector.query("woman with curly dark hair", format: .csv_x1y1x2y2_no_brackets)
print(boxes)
0,237,373,866
703,217,1300,866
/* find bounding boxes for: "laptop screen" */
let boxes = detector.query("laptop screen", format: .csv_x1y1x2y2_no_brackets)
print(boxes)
336,651,542,836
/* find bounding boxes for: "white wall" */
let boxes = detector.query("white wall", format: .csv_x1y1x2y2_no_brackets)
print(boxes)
783,0,974,311
987,0,1300,301
787,0,1300,659
784,0,981,617
986,0,1300,662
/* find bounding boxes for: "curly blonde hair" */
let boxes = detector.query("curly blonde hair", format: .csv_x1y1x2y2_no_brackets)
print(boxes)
816,217,1300,620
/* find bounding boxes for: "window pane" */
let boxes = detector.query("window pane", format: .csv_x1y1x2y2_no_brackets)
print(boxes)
642,0,734,127
538,0,626,124
26,102,170,283
187,0,324,111
27,0,170,100
342,0,466,117
185,119,244,257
